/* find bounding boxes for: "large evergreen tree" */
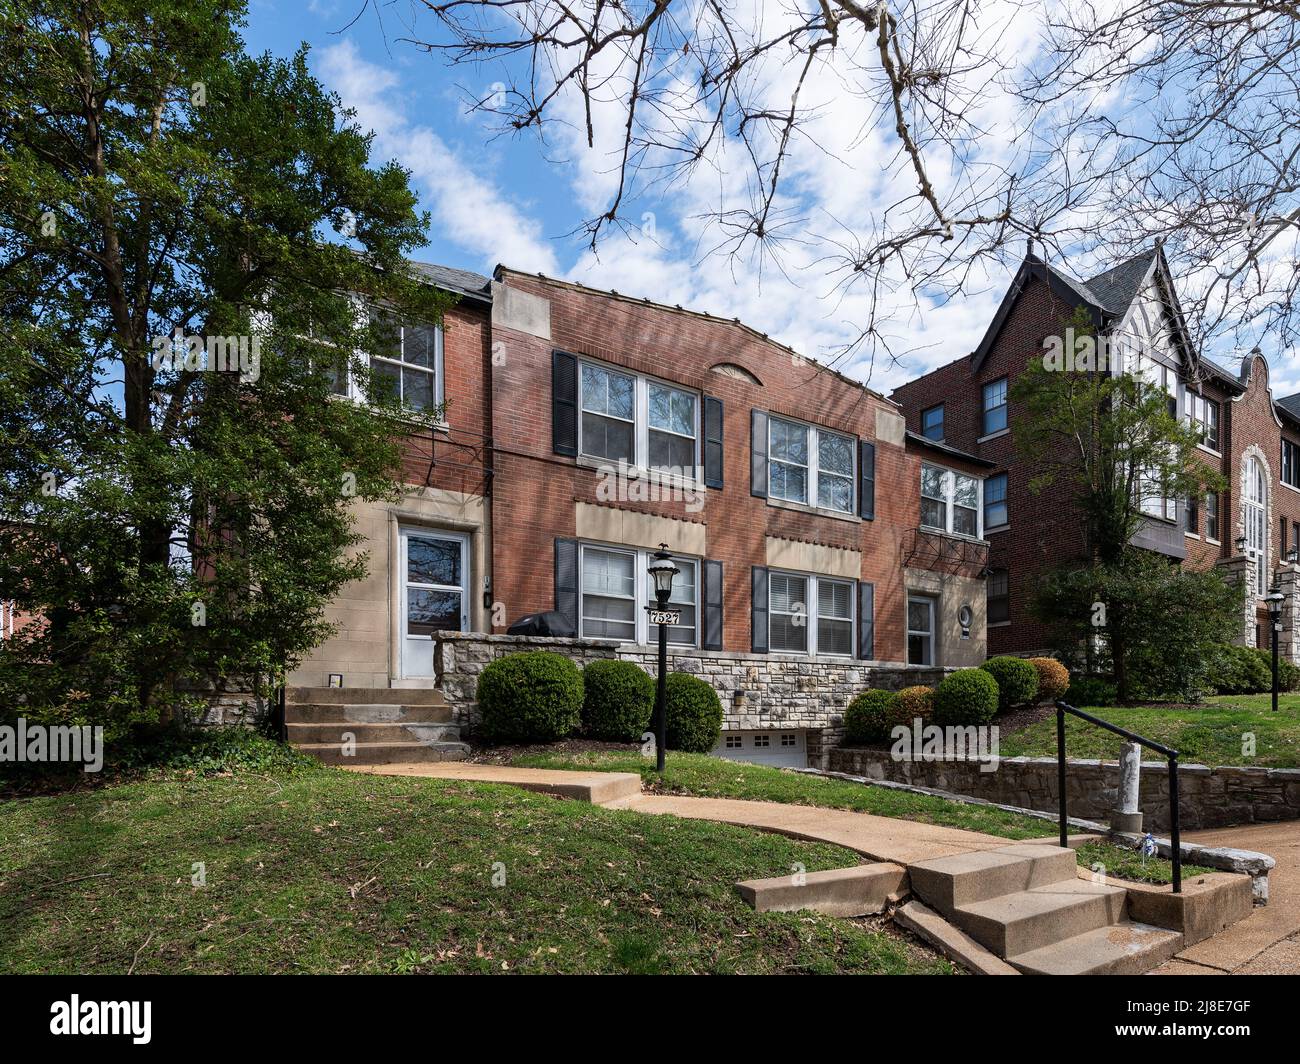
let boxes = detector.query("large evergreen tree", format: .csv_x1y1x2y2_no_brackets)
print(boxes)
0,1,450,731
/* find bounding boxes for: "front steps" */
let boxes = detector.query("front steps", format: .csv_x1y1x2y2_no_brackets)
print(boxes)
909,844,1184,975
286,687,469,767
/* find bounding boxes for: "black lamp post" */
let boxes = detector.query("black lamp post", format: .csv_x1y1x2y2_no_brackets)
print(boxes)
646,544,679,773
1267,581,1284,714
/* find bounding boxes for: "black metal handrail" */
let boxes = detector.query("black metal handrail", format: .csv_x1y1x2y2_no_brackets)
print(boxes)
1055,700,1182,893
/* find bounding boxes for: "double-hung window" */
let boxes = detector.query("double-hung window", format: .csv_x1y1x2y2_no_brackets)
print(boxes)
1187,393,1220,451
370,311,442,413
1205,492,1220,542
768,416,855,514
984,473,1008,530
982,378,1008,435
987,570,1010,624
579,361,700,477
921,464,982,538
1284,439,1300,489
578,544,698,646
768,571,855,656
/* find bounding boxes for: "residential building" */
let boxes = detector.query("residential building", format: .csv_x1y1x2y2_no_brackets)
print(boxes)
892,245,1300,660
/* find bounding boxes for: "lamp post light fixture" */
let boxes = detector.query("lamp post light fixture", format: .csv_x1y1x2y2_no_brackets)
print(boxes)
1267,582,1285,714
1235,533,1249,555
646,544,679,773
1289,546,1299,566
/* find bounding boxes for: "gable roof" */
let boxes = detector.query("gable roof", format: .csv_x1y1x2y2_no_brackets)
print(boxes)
1083,250,1159,315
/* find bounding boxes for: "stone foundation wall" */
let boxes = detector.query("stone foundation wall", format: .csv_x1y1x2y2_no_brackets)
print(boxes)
828,747,1300,830
434,632,950,763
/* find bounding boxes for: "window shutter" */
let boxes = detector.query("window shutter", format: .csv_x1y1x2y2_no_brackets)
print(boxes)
751,566,769,653
703,559,724,650
857,581,874,660
859,440,875,520
750,410,768,498
554,538,579,635
703,396,724,489
552,350,578,456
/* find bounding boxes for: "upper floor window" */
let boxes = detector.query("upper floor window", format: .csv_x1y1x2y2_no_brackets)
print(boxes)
987,569,1010,624
1284,439,1300,489
579,361,699,477
982,378,1008,436
921,463,982,538
579,543,698,646
1205,492,1220,542
984,473,1008,529
769,416,855,514
1244,456,1268,592
1187,393,1220,451
371,312,442,413
921,404,945,441
768,571,854,656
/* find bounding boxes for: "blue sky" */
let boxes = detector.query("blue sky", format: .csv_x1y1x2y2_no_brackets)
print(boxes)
240,1,1300,401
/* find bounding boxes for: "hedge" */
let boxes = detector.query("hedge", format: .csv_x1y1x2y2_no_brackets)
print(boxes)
476,651,584,743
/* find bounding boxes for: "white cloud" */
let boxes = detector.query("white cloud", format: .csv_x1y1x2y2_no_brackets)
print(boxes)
316,41,561,276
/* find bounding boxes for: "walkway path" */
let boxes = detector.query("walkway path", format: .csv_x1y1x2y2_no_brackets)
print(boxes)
1151,821,1300,975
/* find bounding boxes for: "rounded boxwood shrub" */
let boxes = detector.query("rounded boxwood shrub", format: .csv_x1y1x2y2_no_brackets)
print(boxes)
476,651,583,743
844,689,900,744
979,656,1039,713
664,673,723,753
582,659,655,741
1028,657,1071,703
894,685,934,726
932,669,999,727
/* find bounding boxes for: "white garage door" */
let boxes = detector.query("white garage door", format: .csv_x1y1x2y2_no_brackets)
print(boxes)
712,730,807,769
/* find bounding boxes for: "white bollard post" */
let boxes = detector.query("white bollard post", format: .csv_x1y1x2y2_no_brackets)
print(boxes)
1110,741,1143,833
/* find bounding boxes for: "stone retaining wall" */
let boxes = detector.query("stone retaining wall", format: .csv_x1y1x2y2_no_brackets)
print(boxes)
828,747,1300,830
434,632,950,763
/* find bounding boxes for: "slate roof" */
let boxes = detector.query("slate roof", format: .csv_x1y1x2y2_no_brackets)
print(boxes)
408,260,493,302
1083,250,1159,315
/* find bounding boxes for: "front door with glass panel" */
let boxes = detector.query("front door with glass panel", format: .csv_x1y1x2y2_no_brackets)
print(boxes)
401,529,469,678
907,596,936,666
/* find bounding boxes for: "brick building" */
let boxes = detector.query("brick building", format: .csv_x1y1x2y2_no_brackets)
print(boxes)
891,245,1300,660
288,263,994,764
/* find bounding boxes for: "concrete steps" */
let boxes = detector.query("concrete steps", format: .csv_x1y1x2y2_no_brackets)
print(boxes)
286,687,468,767
908,843,1187,975
735,863,908,918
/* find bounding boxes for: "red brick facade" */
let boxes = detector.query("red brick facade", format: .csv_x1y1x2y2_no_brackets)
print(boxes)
892,250,1300,654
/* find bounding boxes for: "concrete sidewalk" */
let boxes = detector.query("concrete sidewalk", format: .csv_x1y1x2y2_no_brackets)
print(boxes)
1151,821,1300,975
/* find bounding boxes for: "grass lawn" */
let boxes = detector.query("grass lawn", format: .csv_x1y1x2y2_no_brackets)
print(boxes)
0,756,955,975
999,694,1300,768
511,750,1211,885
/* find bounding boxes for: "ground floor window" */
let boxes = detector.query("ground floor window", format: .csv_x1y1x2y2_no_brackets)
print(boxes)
907,595,936,665
579,543,698,646
986,570,1009,625
768,571,854,656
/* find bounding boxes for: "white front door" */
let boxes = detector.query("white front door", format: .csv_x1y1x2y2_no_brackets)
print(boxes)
400,528,469,678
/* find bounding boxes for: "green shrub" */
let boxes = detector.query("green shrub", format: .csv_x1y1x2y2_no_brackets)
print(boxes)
1246,647,1300,693
895,685,935,726
1028,657,1071,702
844,689,900,744
1064,675,1117,707
1208,644,1271,696
979,656,1039,713
476,651,584,743
664,673,723,753
582,660,655,741
932,669,999,727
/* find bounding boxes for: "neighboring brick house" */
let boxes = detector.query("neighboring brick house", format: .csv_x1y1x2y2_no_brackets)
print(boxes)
290,262,994,765
891,244,1300,660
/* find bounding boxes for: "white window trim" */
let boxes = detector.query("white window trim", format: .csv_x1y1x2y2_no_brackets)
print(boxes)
400,527,470,640
768,414,857,516
577,359,703,484
318,305,448,424
920,462,984,540
767,569,856,658
577,542,700,648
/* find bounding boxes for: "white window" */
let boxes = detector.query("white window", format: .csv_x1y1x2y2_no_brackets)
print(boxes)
907,595,936,666
769,571,855,656
578,544,698,646
769,416,855,514
920,463,982,538
370,311,443,413
579,361,700,477
1245,456,1268,594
